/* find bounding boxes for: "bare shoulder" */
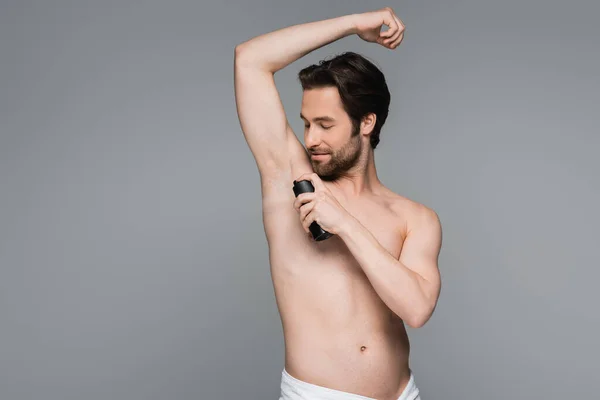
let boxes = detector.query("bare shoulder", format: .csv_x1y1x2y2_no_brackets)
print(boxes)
379,187,443,279
379,187,441,232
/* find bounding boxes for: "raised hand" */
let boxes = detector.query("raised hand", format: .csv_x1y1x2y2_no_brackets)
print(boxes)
354,7,406,49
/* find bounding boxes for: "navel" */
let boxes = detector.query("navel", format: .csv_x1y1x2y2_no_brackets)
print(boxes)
360,345,367,352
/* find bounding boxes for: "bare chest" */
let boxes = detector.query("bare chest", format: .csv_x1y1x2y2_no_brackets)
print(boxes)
315,204,404,260
266,197,407,331
266,197,406,274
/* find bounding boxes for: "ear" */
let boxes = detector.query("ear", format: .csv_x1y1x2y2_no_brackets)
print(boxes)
361,113,377,136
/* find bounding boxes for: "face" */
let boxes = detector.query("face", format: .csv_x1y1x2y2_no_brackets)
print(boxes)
300,87,364,181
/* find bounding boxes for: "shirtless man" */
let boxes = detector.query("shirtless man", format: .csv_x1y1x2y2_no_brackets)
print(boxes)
234,7,442,400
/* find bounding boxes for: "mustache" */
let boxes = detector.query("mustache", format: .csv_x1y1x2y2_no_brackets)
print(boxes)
308,149,331,155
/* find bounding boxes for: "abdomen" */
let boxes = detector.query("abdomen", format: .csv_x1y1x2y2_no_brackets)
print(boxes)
271,238,411,397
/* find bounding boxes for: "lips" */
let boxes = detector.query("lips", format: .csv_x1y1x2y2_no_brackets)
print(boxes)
310,153,330,160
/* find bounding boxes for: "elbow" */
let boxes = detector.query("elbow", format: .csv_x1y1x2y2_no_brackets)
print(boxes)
234,43,256,68
404,280,441,328
234,44,247,64
405,314,428,329
404,305,435,329
234,43,247,56
234,43,272,71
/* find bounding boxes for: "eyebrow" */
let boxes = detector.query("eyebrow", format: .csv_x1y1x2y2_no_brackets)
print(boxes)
300,113,336,123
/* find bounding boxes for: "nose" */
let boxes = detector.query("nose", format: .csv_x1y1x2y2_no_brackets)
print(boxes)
304,127,321,149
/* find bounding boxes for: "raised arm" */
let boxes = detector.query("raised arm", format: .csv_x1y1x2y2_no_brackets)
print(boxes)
233,14,359,194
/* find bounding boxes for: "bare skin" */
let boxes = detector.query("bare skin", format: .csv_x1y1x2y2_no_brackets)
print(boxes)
234,8,441,400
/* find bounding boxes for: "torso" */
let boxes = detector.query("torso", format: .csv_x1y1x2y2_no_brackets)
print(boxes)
262,171,415,400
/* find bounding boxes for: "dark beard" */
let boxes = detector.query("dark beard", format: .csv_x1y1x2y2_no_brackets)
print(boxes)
311,130,362,181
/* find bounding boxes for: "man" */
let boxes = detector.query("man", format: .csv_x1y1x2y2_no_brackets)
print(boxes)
234,7,442,400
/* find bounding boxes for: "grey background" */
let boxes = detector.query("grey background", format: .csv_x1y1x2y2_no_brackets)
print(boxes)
1,0,598,399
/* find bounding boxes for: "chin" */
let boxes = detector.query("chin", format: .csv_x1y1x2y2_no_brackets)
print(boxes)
314,168,339,181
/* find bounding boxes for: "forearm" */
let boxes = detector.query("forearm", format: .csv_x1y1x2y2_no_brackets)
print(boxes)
235,14,358,72
338,217,433,328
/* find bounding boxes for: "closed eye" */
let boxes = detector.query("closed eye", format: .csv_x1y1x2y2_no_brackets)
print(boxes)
303,123,333,130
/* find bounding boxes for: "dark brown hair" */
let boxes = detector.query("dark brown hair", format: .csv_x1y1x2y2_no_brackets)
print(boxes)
298,51,391,149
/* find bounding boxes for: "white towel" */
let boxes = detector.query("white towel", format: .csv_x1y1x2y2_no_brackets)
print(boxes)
279,368,421,400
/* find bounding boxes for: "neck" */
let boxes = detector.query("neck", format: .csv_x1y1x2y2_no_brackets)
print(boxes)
328,147,381,197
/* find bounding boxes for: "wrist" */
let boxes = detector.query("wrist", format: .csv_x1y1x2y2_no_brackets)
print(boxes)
344,13,360,35
337,212,359,238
